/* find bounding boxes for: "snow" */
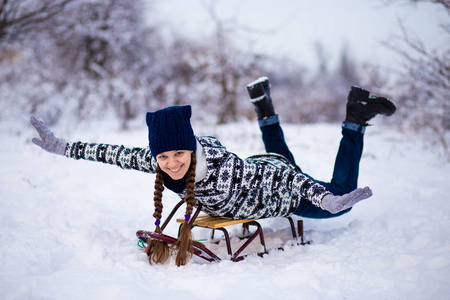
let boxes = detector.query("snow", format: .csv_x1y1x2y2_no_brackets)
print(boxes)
1,117,449,300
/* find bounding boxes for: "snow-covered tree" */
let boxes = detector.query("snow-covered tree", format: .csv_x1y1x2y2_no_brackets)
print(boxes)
0,0,72,47
382,0,449,154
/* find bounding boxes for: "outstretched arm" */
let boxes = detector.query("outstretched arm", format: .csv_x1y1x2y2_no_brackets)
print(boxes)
65,141,155,173
30,116,156,173
291,171,372,214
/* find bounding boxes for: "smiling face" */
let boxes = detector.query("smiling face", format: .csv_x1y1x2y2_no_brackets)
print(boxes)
156,150,193,180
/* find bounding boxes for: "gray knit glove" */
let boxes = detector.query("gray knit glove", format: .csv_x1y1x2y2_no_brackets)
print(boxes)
30,116,67,156
321,186,372,214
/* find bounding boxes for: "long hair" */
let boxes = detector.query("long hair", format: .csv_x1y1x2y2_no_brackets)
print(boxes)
145,164,169,264
146,152,197,266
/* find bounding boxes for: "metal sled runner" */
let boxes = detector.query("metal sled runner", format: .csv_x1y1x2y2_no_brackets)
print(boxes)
136,199,310,263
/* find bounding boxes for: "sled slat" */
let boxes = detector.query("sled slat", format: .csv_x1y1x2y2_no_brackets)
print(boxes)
177,215,256,229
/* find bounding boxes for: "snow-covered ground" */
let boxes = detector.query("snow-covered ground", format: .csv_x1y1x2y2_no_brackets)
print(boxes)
1,116,449,300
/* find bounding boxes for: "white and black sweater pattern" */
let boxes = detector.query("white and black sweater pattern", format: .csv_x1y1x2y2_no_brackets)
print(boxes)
65,136,331,220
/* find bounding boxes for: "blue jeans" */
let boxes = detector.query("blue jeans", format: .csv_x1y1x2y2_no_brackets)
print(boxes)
259,116,364,219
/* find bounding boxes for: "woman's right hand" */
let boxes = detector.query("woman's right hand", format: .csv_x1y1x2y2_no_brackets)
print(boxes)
30,116,67,156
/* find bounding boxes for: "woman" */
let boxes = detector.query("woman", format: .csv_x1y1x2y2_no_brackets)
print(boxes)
31,77,394,265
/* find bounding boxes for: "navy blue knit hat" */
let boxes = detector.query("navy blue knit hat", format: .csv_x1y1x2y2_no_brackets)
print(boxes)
146,105,197,158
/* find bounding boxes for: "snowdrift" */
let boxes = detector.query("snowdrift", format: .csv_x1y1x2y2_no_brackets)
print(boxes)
1,118,449,300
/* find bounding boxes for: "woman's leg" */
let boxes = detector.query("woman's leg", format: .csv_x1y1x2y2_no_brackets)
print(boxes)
319,85,395,196
247,77,297,165
320,124,364,195
259,115,297,165
293,85,396,219
292,123,364,219
247,79,392,219
258,116,364,198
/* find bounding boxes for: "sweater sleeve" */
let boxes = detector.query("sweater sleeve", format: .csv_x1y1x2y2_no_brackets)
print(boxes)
291,171,332,208
65,141,156,173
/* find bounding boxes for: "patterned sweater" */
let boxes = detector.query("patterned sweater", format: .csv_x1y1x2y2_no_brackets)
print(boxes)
65,136,331,219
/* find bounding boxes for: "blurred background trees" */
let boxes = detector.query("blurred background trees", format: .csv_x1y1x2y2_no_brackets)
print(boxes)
382,0,449,153
0,0,448,151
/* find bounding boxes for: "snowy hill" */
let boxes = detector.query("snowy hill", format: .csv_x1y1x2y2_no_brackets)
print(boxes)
0,118,449,300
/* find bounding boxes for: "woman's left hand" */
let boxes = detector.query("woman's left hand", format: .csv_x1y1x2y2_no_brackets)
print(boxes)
321,186,373,214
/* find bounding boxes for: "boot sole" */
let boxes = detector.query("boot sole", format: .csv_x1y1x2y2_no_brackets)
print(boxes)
365,97,396,116
247,76,269,99
246,76,269,88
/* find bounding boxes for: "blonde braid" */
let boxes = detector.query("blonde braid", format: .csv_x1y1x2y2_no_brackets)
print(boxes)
184,152,197,215
146,165,170,264
175,152,197,266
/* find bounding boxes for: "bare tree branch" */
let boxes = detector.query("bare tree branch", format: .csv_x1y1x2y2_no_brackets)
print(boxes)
0,0,72,46
381,0,450,11
381,1,450,157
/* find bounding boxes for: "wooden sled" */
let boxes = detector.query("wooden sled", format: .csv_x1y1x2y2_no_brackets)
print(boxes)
136,199,310,263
